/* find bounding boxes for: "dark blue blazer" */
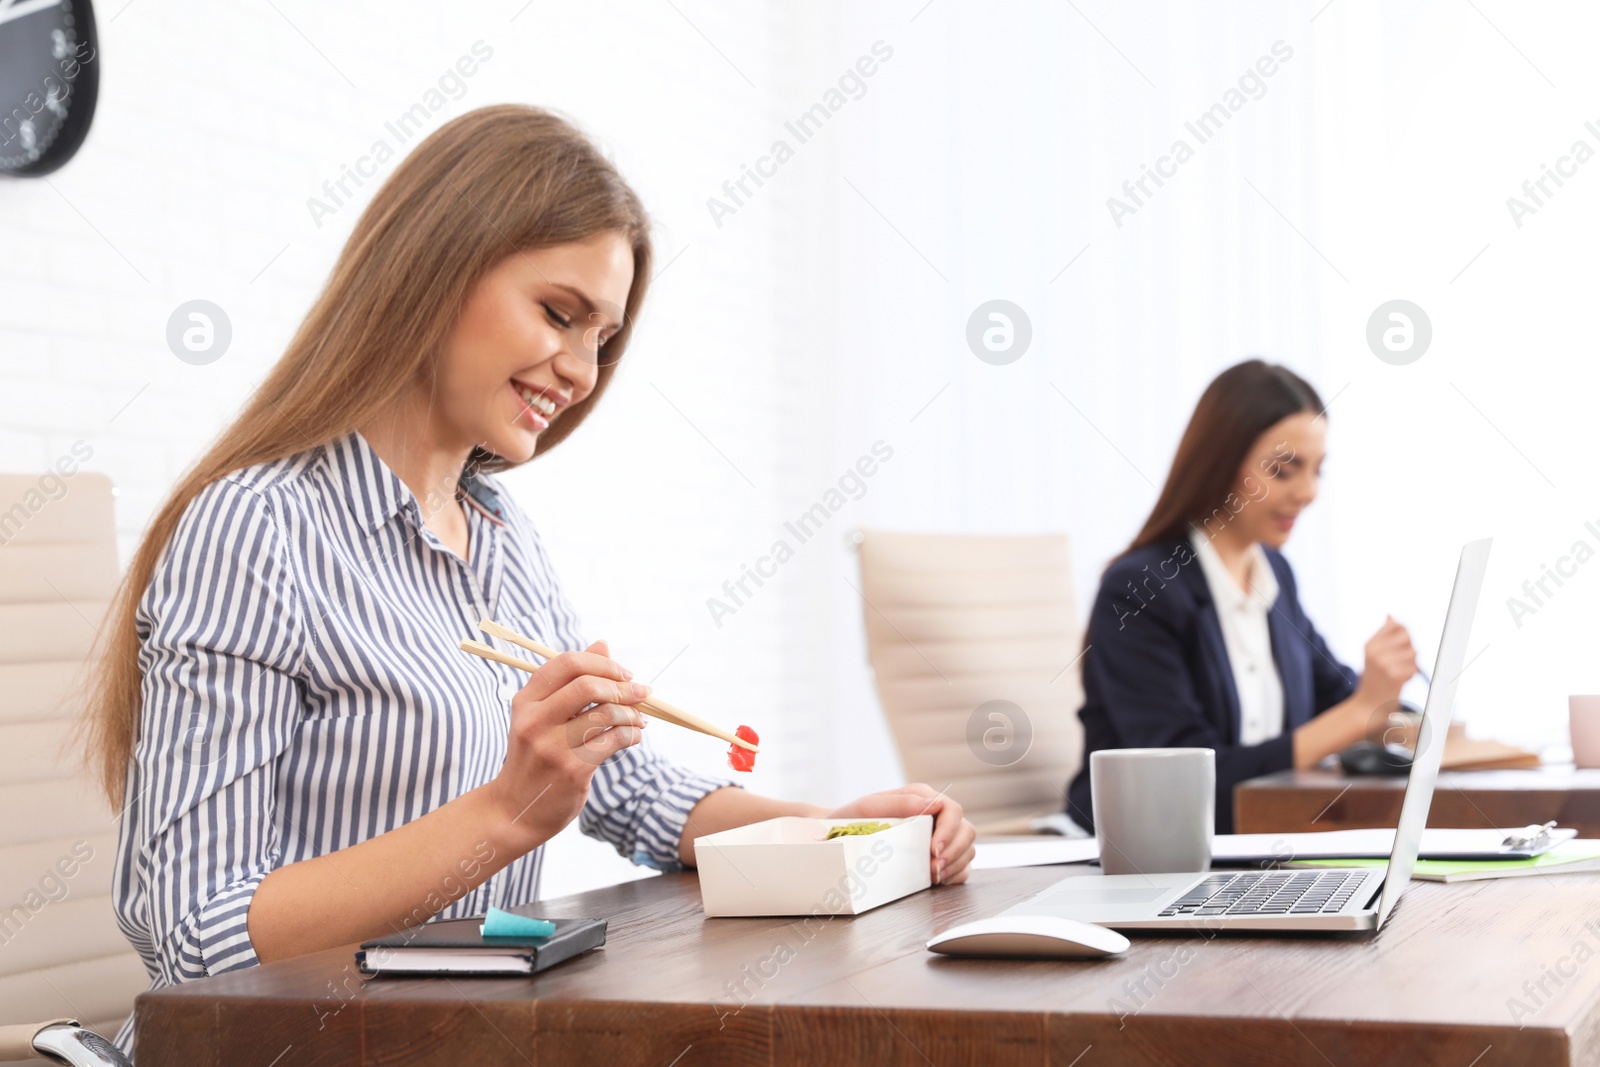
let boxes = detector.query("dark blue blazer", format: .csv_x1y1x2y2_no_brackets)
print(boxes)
1066,538,1357,834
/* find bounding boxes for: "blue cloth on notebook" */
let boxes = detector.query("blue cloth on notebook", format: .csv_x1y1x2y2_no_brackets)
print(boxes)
480,906,556,938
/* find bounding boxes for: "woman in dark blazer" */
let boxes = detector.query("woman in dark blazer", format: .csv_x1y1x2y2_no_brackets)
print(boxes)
1067,361,1419,833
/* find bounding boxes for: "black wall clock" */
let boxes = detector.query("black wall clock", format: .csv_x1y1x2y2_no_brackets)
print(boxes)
0,0,98,177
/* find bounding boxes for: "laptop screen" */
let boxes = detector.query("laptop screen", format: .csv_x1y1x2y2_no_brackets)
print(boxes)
1373,538,1493,927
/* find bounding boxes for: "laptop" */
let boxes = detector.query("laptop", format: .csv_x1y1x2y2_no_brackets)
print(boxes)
1004,538,1491,934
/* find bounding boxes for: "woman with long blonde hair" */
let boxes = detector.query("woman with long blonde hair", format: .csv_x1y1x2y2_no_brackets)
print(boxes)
92,105,975,1057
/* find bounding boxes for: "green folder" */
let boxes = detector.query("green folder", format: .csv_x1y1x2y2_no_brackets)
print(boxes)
1289,840,1600,883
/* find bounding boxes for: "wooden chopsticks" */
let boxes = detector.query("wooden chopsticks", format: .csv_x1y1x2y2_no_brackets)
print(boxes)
460,619,758,752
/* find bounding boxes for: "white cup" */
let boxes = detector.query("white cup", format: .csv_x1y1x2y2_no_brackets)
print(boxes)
1570,696,1600,768
1091,748,1215,875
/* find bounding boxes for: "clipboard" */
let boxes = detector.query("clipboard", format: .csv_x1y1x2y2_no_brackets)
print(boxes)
1211,825,1579,864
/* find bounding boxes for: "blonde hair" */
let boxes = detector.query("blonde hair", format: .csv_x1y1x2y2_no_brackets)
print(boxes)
84,105,653,805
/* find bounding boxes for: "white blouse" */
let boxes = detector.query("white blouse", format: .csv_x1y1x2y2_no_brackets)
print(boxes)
1188,531,1284,746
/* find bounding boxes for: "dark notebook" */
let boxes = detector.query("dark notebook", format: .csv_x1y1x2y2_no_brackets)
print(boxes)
357,916,607,976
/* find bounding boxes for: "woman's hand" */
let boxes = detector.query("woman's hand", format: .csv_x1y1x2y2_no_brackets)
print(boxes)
486,639,650,853
1293,616,1419,767
1357,615,1418,706
826,783,978,886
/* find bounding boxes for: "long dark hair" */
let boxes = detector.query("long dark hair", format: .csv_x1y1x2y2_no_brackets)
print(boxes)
1122,359,1323,558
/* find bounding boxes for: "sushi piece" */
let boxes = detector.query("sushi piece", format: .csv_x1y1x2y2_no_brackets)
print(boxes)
727,725,759,772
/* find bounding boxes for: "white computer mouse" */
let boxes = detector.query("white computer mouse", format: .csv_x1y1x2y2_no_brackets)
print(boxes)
926,915,1131,959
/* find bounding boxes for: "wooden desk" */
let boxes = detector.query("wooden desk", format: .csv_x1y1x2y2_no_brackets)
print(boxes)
138,865,1600,1065
1235,764,1600,836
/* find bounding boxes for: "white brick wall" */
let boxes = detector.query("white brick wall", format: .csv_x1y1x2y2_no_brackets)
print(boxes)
8,0,1600,902
0,0,819,899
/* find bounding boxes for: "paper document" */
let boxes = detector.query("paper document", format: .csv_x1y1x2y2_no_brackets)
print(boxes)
971,837,1100,870
1213,827,1577,862
971,827,1579,870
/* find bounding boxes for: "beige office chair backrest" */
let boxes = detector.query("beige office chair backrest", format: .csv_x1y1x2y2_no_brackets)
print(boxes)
0,473,148,1059
855,529,1086,834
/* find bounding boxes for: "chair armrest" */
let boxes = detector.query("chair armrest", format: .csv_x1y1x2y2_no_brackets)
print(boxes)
0,1019,72,1062
0,1020,131,1067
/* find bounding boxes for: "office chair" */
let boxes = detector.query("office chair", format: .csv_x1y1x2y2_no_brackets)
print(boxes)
0,473,145,1065
853,529,1086,834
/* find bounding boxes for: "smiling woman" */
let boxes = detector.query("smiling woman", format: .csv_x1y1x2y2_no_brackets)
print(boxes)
84,105,975,1060
359,230,633,559
87,104,655,810
1065,361,1422,834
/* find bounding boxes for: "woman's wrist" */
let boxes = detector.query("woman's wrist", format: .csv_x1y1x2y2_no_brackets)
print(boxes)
472,780,554,860
1294,695,1371,768
1354,675,1404,718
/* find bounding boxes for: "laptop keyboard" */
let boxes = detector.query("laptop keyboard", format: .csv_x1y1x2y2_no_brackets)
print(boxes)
1157,870,1367,918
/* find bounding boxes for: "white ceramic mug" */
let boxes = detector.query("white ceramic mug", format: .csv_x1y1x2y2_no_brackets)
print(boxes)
1091,748,1215,875
1570,696,1600,768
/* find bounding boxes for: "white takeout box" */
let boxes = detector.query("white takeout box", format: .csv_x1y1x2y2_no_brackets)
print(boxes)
694,815,933,917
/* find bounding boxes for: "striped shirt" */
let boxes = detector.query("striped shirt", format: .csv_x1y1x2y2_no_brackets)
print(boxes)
112,432,732,1052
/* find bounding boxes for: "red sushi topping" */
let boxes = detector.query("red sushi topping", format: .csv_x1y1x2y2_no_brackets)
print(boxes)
727,725,759,772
